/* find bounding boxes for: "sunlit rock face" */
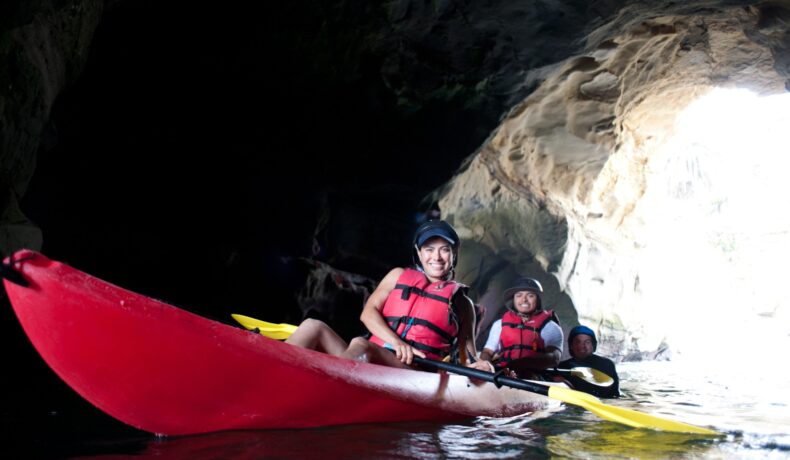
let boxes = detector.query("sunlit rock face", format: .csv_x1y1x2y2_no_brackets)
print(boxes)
443,2,790,361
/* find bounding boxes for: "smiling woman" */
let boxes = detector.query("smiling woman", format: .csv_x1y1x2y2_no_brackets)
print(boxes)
365,220,470,363
285,220,480,370
473,277,563,378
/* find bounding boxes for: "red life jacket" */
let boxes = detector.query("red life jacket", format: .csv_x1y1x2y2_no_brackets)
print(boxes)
369,268,463,360
497,309,557,366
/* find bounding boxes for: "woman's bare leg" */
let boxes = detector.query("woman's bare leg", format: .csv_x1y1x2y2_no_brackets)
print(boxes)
285,318,348,356
286,321,411,369
341,337,409,368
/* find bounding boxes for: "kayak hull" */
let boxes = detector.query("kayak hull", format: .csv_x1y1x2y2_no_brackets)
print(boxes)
3,250,555,435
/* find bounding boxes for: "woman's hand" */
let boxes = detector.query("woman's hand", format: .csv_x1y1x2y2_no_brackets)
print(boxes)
467,360,496,373
465,359,496,386
391,340,425,365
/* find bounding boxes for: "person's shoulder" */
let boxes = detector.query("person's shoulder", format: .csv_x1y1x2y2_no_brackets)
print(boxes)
375,267,407,290
385,267,406,279
543,318,563,333
558,357,584,370
592,354,616,366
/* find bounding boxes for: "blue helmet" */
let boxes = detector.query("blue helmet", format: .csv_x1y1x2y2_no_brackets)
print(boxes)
568,325,597,354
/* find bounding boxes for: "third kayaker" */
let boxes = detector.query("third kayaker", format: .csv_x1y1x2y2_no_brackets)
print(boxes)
556,325,620,398
285,219,479,369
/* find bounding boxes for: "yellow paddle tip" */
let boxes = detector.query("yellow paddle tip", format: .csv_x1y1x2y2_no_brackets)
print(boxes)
548,386,719,435
231,314,298,339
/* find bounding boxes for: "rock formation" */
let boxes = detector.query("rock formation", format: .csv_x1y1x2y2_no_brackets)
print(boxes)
2,0,789,361
440,1,790,360
1,0,103,255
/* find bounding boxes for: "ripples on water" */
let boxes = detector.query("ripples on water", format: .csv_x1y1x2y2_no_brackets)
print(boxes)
20,361,790,459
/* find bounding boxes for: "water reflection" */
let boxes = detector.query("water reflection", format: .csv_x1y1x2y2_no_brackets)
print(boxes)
544,411,719,459
69,361,789,459
435,413,553,459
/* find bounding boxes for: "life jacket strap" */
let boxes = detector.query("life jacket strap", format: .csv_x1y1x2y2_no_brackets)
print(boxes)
501,321,541,332
394,283,452,304
385,315,454,342
403,337,448,357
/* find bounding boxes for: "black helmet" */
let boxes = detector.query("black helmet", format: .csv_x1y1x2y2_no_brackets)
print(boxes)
412,220,460,268
503,277,543,311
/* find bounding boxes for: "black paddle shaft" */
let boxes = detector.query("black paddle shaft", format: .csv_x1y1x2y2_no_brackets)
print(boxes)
413,357,550,397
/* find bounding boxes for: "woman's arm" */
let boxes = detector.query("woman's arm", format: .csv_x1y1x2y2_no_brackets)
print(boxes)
359,268,424,363
468,319,502,371
478,348,496,363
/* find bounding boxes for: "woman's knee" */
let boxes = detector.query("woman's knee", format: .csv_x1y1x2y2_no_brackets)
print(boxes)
347,337,374,355
299,318,331,333
342,337,375,361
287,318,331,347
348,336,371,349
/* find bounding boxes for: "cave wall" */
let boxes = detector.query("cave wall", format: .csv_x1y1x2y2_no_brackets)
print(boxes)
1,0,103,255
2,0,788,363
440,0,790,360
0,0,622,319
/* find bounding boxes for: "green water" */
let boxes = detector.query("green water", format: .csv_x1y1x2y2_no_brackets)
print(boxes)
35,361,790,458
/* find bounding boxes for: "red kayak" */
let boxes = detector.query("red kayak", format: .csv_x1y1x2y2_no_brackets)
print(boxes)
2,250,555,436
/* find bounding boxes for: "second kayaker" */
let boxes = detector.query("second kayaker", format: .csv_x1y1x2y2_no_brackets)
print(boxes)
284,219,479,369
470,277,563,379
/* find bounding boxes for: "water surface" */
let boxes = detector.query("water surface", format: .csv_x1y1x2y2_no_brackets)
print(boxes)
7,361,790,459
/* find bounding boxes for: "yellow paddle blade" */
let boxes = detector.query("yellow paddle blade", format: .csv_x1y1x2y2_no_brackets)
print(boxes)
548,386,718,434
564,367,614,386
231,314,297,340
588,368,614,386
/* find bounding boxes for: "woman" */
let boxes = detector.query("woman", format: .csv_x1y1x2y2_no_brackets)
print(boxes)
285,220,478,369
470,277,563,378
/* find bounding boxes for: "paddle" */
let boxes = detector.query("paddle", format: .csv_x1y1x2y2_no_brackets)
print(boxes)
546,367,613,387
231,314,297,340
411,357,717,434
232,314,609,387
232,315,719,435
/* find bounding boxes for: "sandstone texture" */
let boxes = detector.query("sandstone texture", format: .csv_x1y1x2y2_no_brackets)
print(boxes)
441,2,790,360
2,1,789,362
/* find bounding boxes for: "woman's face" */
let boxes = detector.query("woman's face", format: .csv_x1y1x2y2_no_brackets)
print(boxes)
513,290,539,315
417,236,454,281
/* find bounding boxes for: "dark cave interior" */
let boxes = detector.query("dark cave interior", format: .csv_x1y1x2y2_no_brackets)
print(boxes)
20,1,493,326
2,3,502,451
1,1,574,453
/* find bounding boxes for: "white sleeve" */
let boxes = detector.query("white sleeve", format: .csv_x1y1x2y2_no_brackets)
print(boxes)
540,321,564,352
483,320,503,352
